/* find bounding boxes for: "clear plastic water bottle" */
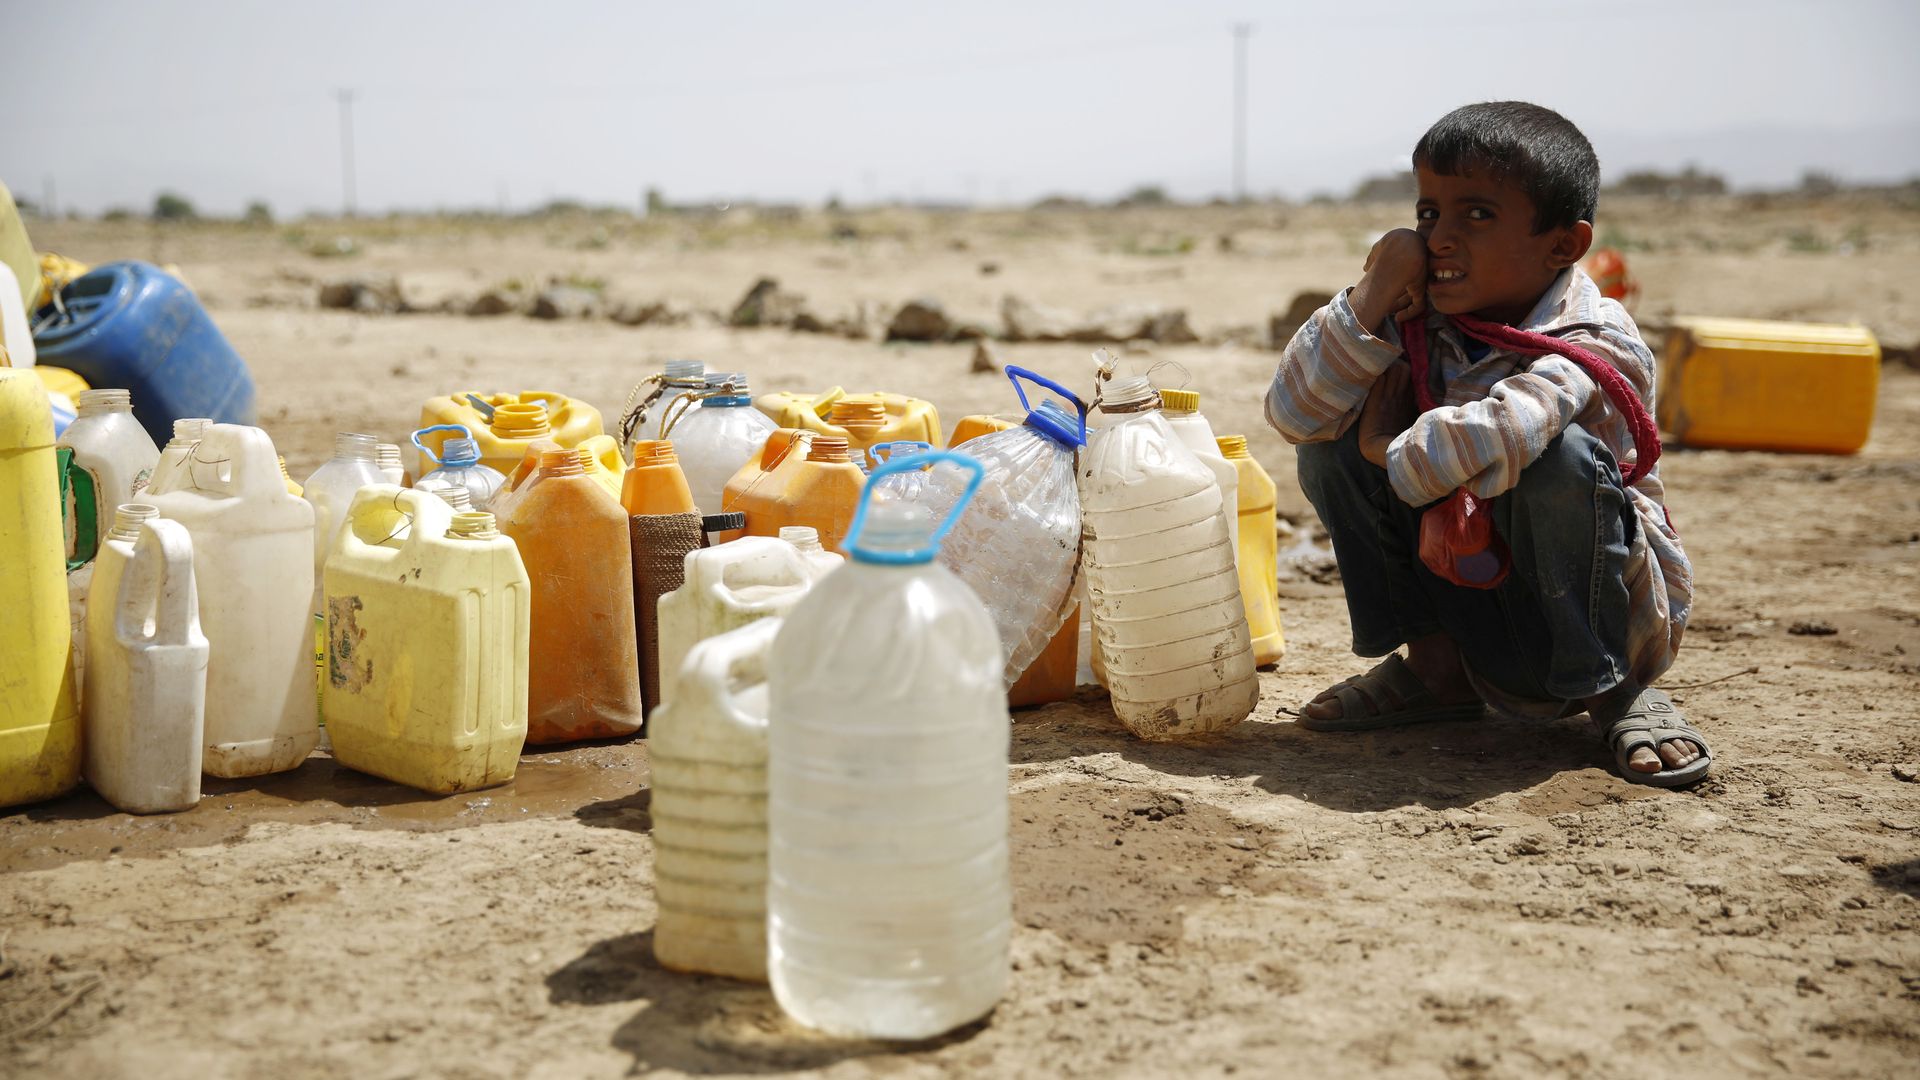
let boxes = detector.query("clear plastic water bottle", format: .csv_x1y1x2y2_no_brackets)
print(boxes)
1079,375,1257,739
665,373,779,515
768,451,1010,1040
410,424,509,509
301,432,385,616
893,367,1086,691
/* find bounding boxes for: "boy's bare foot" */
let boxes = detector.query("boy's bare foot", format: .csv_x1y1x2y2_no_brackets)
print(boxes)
1300,633,1479,725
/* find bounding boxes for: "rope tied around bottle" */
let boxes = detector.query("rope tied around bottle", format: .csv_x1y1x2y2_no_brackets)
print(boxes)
617,372,745,462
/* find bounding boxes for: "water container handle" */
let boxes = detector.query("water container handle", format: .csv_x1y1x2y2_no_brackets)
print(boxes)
1006,366,1089,444
842,450,984,564
57,448,100,571
338,485,451,562
117,518,200,648
667,617,780,733
411,424,473,467
187,425,292,501
464,393,497,420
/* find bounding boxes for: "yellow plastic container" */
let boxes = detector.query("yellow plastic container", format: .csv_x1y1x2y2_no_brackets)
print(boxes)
756,388,942,451
948,413,1080,708
324,490,531,794
415,391,605,477
31,366,91,401
578,434,627,501
1217,435,1286,667
1,369,82,808
0,183,36,314
1658,318,1880,454
623,440,697,517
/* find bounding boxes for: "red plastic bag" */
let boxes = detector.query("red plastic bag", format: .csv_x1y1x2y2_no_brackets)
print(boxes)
1419,489,1510,588
1399,313,1662,591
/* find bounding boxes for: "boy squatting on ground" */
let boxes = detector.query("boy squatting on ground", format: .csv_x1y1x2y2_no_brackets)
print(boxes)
1266,101,1711,787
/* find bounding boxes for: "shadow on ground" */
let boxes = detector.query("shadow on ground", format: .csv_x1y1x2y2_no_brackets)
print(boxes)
547,930,990,1073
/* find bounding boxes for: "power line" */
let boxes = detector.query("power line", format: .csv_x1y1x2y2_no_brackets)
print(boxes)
336,88,357,217
1232,23,1252,202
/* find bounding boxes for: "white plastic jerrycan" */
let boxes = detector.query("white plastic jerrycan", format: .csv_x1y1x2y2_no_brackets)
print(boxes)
148,424,320,777
649,616,782,982
1157,388,1240,565
1079,374,1257,740
83,514,207,814
323,488,531,795
767,451,1011,1041
655,535,816,713
144,417,213,497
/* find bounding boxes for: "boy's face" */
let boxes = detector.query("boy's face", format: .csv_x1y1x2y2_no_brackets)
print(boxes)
1414,164,1590,325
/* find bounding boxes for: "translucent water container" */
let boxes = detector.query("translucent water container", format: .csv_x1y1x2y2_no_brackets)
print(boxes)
650,616,782,981
0,369,82,808
324,491,530,793
635,359,709,444
1079,376,1257,739
148,424,319,777
656,536,818,713
502,449,643,743
144,417,212,497
82,512,207,814
1217,435,1286,667
894,367,1085,692
664,373,778,515
301,432,386,617
410,424,509,509
768,452,1010,1039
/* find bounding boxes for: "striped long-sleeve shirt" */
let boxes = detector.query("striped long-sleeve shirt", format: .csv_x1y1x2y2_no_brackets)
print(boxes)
1266,266,1692,698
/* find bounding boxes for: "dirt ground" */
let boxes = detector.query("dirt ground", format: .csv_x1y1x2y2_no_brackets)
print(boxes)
3,199,1918,1078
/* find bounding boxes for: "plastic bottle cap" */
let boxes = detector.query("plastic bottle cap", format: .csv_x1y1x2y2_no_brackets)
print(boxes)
807,436,853,463
702,512,745,533
1157,388,1200,413
663,359,706,383
701,372,753,407
829,397,887,431
1216,434,1251,459
538,448,584,476
1025,399,1086,448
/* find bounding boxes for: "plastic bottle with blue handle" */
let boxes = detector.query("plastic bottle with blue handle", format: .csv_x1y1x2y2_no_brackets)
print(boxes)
887,366,1086,690
411,424,509,509
767,451,1010,1040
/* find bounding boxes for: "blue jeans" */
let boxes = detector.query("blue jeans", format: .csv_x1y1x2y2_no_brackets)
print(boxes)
1295,423,1636,704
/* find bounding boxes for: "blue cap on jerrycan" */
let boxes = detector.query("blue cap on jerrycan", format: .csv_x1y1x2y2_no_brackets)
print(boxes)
700,373,753,407
842,450,984,566
412,423,481,467
1006,366,1088,448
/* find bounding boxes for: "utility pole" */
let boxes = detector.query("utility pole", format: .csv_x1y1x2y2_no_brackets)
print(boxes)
1232,23,1252,203
336,88,357,217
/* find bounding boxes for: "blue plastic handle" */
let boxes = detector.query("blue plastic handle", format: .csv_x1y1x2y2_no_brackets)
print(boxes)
411,423,473,466
842,450,985,565
867,440,932,467
464,394,497,421
1005,365,1088,443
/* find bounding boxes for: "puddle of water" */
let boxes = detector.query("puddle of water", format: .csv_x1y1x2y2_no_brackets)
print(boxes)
0,741,650,873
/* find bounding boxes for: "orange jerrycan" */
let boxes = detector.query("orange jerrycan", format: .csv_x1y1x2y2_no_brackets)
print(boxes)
1,369,82,808
415,391,604,478
324,489,530,793
1658,317,1880,454
622,440,696,517
717,429,807,544
756,388,942,452
947,411,1079,709
484,437,561,520
503,449,643,743
579,433,627,501
740,435,866,553
1217,435,1286,667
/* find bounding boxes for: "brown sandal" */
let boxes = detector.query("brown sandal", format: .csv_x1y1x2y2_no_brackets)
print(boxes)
1299,654,1484,732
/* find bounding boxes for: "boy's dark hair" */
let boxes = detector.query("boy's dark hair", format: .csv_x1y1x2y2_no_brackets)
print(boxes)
1413,101,1599,233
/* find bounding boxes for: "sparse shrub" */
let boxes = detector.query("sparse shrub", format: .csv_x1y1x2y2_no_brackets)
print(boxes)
243,200,273,226
152,191,196,220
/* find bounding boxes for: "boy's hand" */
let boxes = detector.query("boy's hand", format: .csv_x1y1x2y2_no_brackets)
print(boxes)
1350,228,1429,335
1357,363,1415,469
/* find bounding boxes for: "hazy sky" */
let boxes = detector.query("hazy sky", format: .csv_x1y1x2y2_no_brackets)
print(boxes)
6,0,1918,216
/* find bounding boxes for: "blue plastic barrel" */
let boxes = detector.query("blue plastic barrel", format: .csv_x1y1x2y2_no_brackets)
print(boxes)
32,261,256,447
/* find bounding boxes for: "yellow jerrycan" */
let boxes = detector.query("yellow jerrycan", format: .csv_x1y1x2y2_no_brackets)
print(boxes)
324,488,531,794
0,369,82,808
1216,436,1285,667
755,388,942,453
415,390,604,478
577,434,627,501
